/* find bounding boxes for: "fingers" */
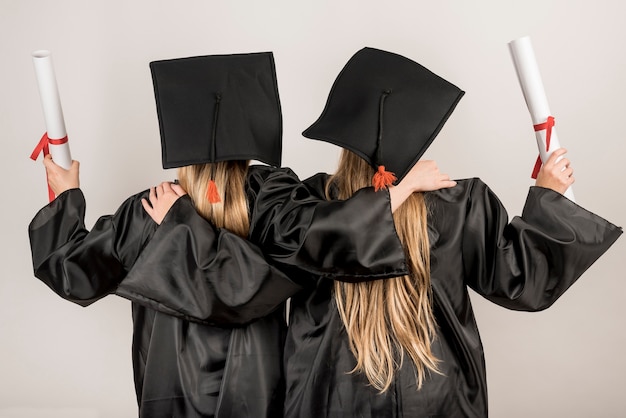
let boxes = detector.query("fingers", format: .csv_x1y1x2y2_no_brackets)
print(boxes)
435,169,456,188
545,148,567,165
42,154,60,176
562,166,575,186
143,182,182,225
438,172,456,189
149,182,179,203
42,154,80,171
155,183,164,198
157,181,187,197
402,159,458,192
171,183,187,196
534,147,575,194
149,186,156,201
554,157,570,170
141,198,153,213
161,181,173,193
546,148,574,177
42,153,54,167
71,160,80,175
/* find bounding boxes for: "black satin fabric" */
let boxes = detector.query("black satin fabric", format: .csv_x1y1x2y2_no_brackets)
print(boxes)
117,187,301,326
28,165,302,418
248,171,408,281
28,189,158,305
131,305,287,418
28,167,622,417
246,174,622,418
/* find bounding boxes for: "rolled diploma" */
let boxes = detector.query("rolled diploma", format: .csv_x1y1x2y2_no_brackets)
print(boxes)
508,36,575,201
32,50,72,169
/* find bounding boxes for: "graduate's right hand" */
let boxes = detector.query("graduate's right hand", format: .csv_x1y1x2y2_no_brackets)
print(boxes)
43,154,80,196
142,181,188,225
402,160,457,192
389,160,456,212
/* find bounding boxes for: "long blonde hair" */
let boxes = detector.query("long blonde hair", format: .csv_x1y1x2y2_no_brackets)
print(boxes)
177,160,250,238
328,150,439,392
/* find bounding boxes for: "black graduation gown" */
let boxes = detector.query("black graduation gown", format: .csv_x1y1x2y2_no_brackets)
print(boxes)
28,165,302,418
247,173,622,418
108,168,412,416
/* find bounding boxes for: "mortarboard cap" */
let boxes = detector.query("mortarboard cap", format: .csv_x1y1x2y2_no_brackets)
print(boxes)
303,47,464,190
150,52,282,169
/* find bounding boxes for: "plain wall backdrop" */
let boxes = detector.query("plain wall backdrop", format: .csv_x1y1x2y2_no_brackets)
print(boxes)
1,1,624,417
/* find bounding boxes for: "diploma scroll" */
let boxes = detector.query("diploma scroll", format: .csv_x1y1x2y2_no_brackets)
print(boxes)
31,50,72,169
508,36,575,201
31,50,72,201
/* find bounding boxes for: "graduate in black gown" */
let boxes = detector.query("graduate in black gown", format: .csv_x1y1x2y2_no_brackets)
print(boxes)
28,52,303,418
121,47,622,417
245,48,622,417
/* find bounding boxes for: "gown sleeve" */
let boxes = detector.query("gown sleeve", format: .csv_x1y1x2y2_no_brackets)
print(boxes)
115,193,302,326
457,180,622,311
114,165,407,325
248,168,409,282
28,188,158,306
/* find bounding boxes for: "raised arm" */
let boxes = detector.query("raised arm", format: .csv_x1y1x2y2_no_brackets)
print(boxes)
29,157,158,306
457,177,621,311
29,188,157,306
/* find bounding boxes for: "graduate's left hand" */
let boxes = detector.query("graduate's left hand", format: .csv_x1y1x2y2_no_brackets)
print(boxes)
142,181,187,225
534,148,575,194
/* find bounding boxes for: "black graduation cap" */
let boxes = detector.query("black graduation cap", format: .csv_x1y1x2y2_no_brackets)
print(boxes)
150,52,282,170
303,47,464,190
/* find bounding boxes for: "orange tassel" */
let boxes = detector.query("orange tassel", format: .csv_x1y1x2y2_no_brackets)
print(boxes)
206,180,221,203
372,165,397,192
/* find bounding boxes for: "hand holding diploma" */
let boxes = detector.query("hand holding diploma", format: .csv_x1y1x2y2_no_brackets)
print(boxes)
533,147,575,196
30,50,73,201
508,36,575,201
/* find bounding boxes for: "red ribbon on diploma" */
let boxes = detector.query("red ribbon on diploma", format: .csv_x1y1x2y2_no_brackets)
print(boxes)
531,115,555,179
30,132,69,202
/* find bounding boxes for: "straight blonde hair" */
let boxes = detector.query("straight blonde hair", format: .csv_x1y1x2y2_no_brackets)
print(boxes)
177,160,250,238
328,150,440,392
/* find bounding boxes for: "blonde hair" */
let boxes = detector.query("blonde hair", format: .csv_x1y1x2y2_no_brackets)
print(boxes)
328,150,439,392
177,160,250,238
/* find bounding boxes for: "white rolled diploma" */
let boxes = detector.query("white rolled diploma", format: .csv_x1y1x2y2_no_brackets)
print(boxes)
32,50,72,169
508,36,575,201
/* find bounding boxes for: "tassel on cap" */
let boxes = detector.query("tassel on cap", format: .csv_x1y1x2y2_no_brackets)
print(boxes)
205,93,222,204
370,89,396,192
206,180,221,203
372,165,397,192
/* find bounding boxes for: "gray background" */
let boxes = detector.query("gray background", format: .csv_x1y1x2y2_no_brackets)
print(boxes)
1,1,624,417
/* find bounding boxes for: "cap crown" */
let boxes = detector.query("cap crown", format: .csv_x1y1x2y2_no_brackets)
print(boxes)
303,47,464,181
151,52,282,169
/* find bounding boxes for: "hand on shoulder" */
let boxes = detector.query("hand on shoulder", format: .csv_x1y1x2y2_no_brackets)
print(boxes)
142,181,188,225
389,160,456,212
